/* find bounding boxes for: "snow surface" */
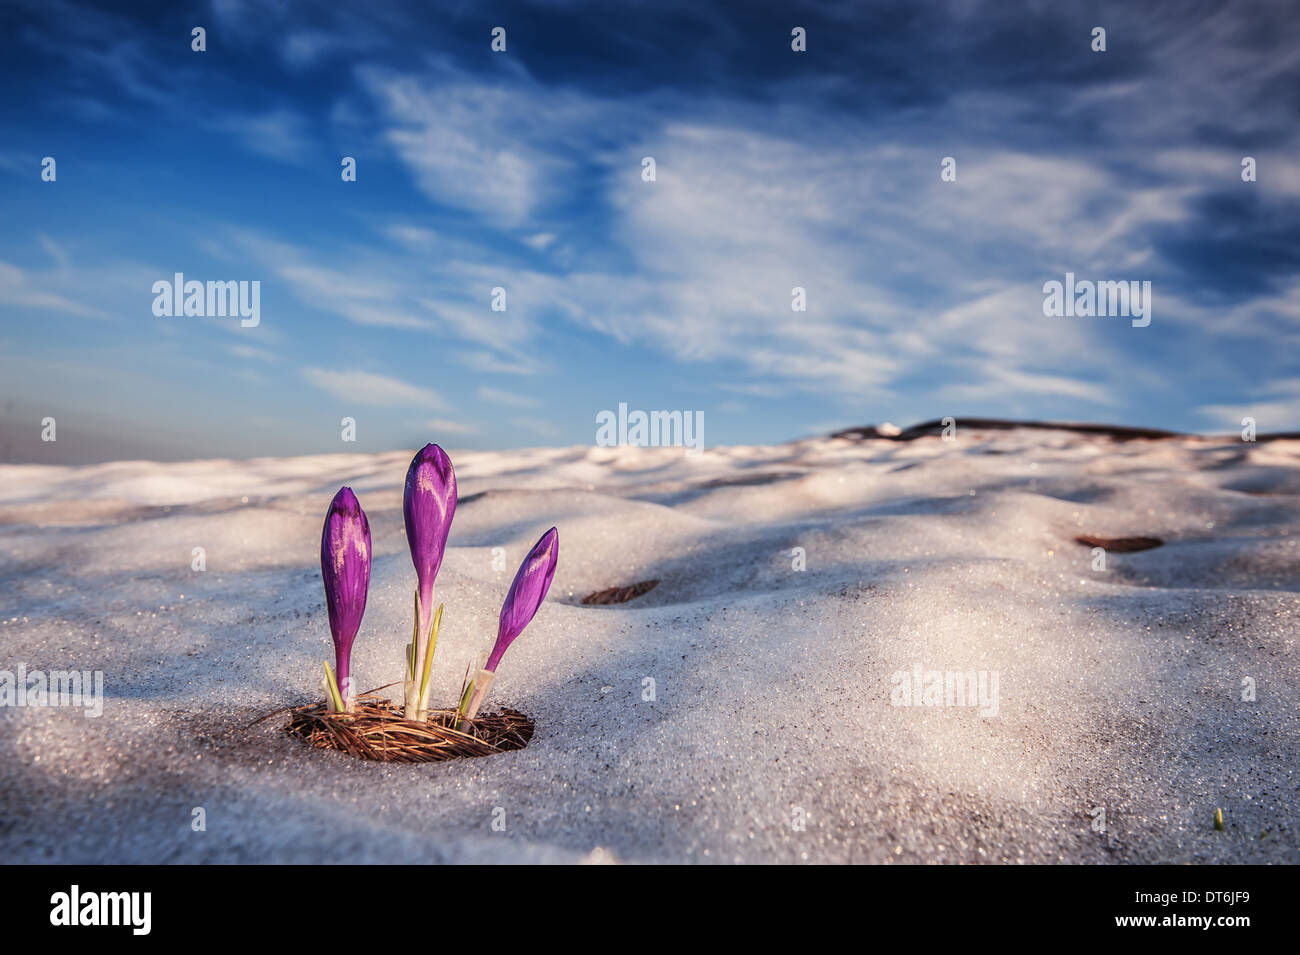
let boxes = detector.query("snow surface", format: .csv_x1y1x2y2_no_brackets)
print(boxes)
1,428,1297,863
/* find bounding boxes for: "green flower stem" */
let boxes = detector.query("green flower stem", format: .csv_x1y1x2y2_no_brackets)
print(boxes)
415,603,443,721
323,661,346,713
454,676,474,732
402,589,420,718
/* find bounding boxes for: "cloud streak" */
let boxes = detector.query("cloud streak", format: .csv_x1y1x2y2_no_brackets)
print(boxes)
301,367,447,409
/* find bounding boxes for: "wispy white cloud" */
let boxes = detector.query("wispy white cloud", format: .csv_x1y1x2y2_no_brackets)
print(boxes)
231,233,440,332
478,385,538,408
212,109,312,164
227,343,276,362
301,367,447,408
383,224,439,248
425,417,477,436
941,364,1118,407
523,233,557,251
1198,380,1300,432
280,29,381,69
457,350,543,377
38,235,69,271
216,229,553,390
0,261,105,318
511,416,562,439
359,62,611,228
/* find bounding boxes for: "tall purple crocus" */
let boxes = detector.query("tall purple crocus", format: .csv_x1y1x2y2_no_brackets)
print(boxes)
320,486,371,710
487,527,559,672
403,443,456,717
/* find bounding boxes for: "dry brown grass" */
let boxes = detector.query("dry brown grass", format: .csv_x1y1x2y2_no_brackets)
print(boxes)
279,691,534,763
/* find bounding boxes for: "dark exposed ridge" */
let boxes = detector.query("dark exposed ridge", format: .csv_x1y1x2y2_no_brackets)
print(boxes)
830,418,1300,443
1074,534,1164,552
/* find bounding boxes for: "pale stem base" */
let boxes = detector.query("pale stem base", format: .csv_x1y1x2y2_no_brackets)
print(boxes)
461,669,496,724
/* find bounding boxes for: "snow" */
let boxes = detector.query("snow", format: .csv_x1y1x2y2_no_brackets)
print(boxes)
1,427,1297,863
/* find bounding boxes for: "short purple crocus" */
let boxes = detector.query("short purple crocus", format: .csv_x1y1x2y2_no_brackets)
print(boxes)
403,443,457,637
486,527,559,672
320,486,371,706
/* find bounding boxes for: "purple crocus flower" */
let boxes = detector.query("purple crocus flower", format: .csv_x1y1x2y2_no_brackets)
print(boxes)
486,527,559,672
403,443,457,635
403,443,456,718
320,486,371,707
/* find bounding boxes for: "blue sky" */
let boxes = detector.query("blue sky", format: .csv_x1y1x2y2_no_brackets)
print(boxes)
1,0,1298,461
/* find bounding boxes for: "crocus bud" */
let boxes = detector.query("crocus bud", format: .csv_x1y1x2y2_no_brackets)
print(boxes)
320,486,371,708
404,444,456,630
403,443,456,719
486,527,559,672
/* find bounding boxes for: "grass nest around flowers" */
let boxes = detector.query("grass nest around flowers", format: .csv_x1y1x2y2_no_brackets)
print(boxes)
302,445,560,763
284,691,534,763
